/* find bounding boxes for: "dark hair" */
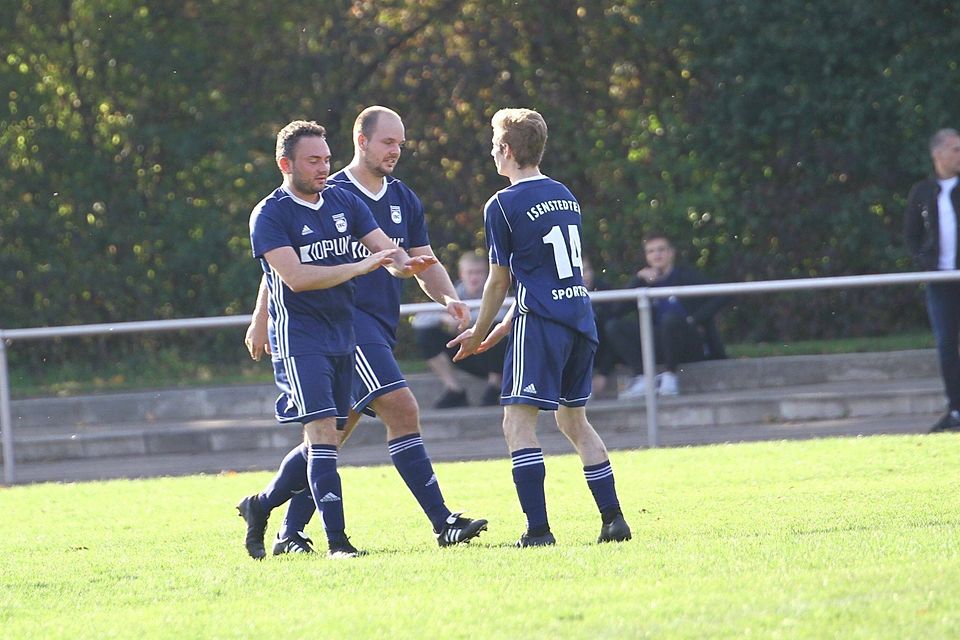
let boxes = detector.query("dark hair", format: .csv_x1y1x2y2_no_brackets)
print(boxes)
642,231,673,247
275,120,326,162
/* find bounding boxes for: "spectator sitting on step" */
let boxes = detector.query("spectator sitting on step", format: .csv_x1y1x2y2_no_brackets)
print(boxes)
412,251,507,408
604,232,730,398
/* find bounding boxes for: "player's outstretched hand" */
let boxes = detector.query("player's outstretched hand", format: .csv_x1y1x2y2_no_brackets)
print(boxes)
447,326,483,362
446,300,471,332
245,319,271,361
397,254,438,277
358,248,397,275
476,317,511,353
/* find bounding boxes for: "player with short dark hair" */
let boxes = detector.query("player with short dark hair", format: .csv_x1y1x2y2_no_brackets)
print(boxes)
239,108,487,558
243,119,438,558
448,108,632,546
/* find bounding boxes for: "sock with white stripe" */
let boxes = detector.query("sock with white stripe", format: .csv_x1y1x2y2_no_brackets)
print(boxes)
388,434,451,532
511,448,548,533
278,490,316,540
583,460,622,523
259,444,309,510
307,444,346,541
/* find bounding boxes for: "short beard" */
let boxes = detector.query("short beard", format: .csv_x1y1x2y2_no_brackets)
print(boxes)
364,156,393,177
292,174,320,195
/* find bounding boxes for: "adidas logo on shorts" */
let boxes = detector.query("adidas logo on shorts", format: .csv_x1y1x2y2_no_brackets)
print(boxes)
522,383,537,394
318,492,341,503
425,474,438,487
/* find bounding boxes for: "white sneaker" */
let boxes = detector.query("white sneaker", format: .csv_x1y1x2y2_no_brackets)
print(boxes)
658,371,679,396
618,375,648,399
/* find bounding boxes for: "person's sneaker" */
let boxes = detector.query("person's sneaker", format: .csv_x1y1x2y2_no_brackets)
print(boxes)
516,530,556,547
618,375,648,399
236,495,269,560
273,531,314,555
327,534,367,558
930,409,960,433
435,388,468,409
436,512,489,547
479,384,501,406
658,371,679,396
597,514,632,543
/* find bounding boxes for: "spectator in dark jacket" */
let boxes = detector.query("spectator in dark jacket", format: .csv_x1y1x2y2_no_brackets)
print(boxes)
606,232,729,397
904,128,960,432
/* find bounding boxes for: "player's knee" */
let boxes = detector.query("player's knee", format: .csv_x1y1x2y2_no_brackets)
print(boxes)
502,407,538,449
375,389,421,439
304,418,340,446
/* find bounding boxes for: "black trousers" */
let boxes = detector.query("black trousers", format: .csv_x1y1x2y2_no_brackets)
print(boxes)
603,312,705,374
414,325,508,380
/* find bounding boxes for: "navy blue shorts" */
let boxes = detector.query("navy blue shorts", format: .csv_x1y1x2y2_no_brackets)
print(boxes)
272,353,353,427
501,313,596,410
352,342,408,417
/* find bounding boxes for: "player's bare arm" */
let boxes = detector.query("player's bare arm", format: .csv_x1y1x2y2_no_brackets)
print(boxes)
476,300,516,353
245,275,271,361
447,263,511,361
264,245,395,292
359,228,438,278
409,245,471,331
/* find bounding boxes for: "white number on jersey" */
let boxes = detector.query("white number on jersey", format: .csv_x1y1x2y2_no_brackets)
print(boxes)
542,224,583,279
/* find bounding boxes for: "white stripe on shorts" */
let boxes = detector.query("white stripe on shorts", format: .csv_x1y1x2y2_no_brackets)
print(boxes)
284,356,306,417
512,314,526,397
354,345,381,393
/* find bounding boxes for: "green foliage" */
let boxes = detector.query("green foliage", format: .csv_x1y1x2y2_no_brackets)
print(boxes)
1,438,959,638
2,1,956,364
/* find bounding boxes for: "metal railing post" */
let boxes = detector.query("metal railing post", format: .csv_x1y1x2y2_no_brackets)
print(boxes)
637,292,659,448
0,333,15,485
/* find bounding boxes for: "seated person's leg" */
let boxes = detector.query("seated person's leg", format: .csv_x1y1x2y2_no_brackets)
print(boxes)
603,314,644,375
476,339,507,405
655,312,706,396
592,332,617,398
414,325,467,408
606,314,656,398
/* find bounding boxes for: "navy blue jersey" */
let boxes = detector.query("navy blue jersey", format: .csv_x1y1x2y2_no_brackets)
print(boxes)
484,175,597,343
249,185,378,358
327,169,430,346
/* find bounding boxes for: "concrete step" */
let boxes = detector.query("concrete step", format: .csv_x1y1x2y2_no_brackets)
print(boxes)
6,412,941,485
8,378,947,464
9,349,941,430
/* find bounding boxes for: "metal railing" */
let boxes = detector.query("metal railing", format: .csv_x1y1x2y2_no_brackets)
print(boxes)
2,270,959,484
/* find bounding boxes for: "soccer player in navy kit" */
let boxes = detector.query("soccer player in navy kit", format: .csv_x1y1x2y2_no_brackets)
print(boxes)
242,119,439,558
239,108,487,557
449,108,632,546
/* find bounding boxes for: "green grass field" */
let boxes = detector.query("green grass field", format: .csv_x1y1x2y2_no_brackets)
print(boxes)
2,435,958,639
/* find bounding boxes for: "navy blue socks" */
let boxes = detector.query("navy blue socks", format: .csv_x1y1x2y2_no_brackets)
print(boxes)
511,448,548,534
307,444,345,541
389,434,451,532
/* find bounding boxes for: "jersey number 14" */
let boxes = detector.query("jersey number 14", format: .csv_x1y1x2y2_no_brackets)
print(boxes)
542,225,583,279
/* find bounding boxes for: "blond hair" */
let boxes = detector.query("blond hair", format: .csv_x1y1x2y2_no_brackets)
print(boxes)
491,108,547,168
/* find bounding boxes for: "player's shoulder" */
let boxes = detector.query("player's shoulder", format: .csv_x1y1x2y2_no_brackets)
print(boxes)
517,175,568,193
327,169,351,188
323,183,367,207
250,186,289,218
385,175,422,204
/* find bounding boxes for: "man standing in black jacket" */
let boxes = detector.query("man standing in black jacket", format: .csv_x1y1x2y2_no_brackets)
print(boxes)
904,128,960,432
607,232,729,398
